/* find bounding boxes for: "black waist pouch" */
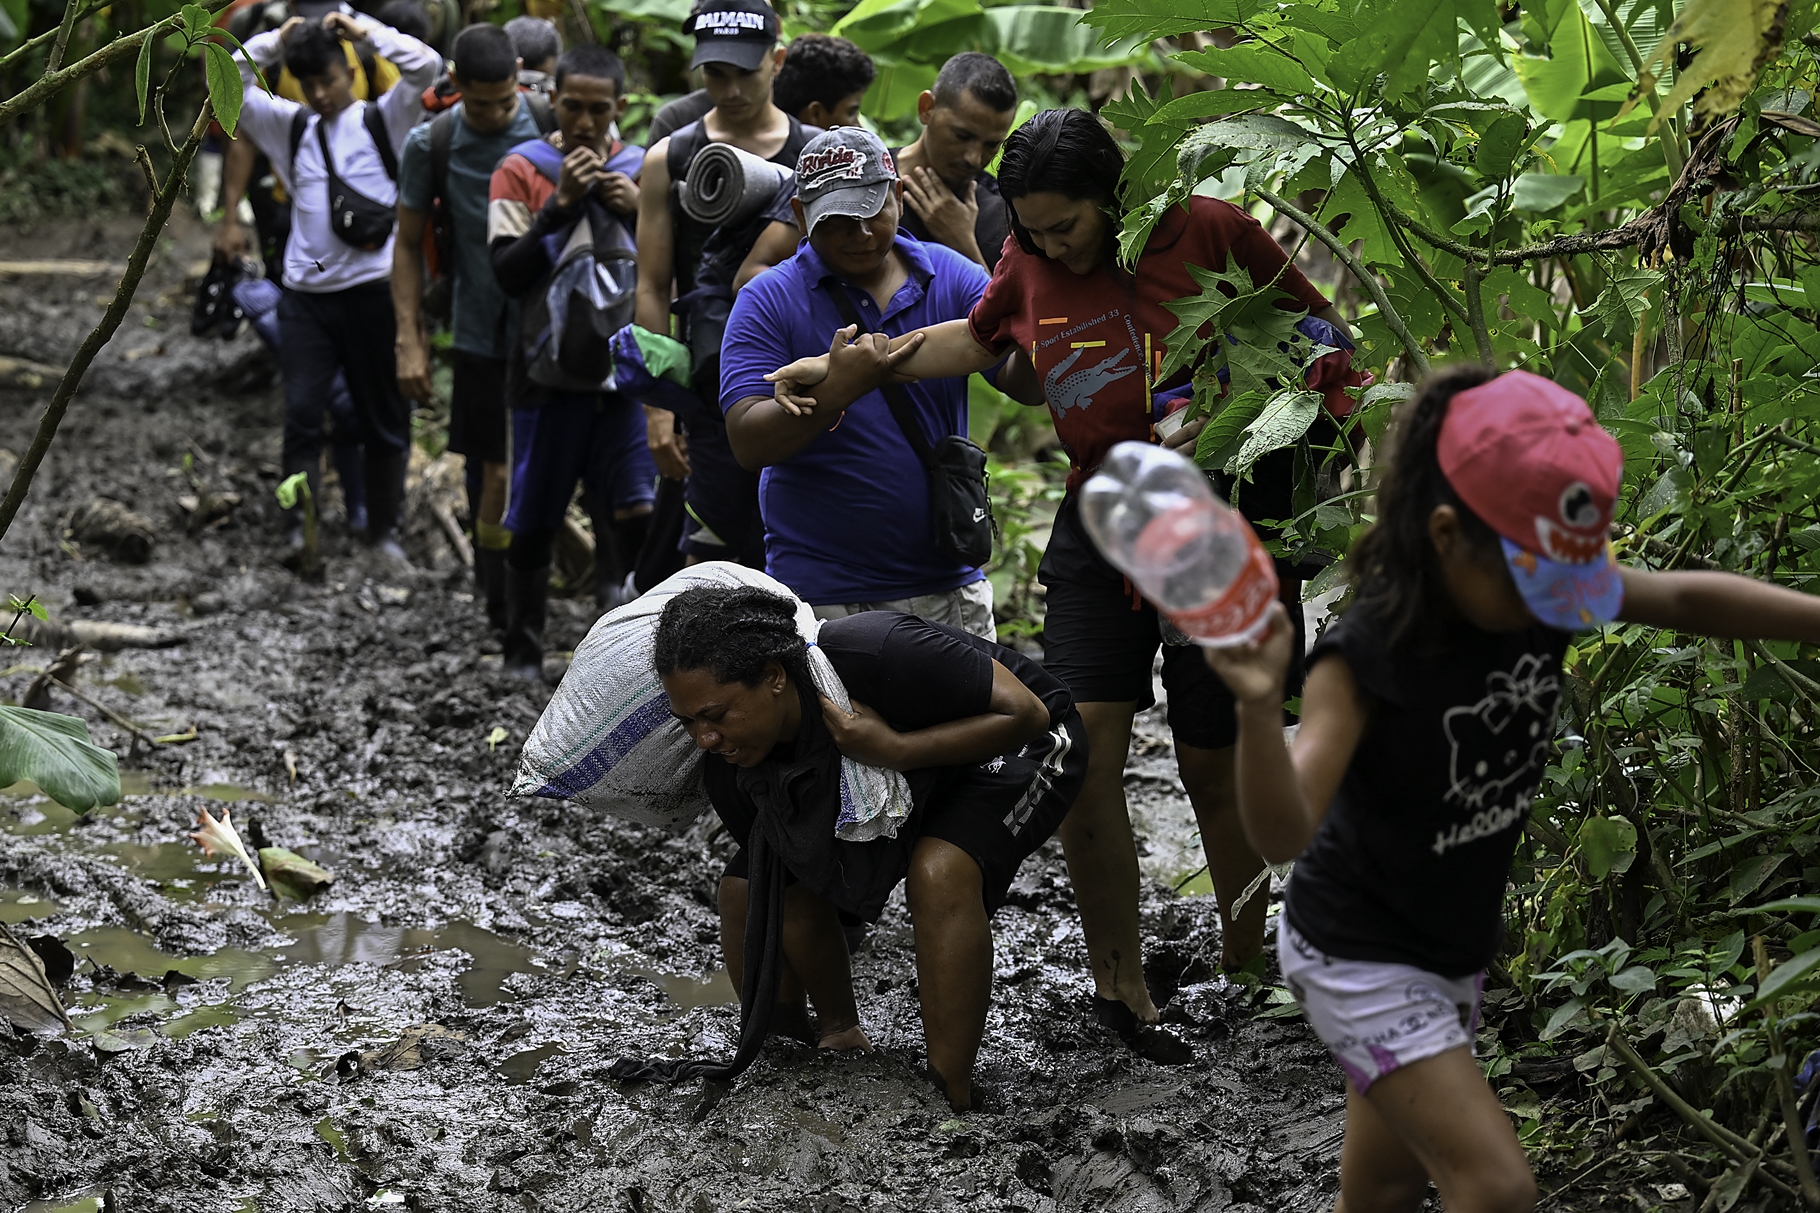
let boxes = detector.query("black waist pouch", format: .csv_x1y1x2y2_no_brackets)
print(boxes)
299,105,398,252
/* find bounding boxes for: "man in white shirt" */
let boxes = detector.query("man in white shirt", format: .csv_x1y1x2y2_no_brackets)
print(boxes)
235,11,438,564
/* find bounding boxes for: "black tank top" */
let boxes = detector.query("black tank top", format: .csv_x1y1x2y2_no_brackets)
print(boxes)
664,115,816,297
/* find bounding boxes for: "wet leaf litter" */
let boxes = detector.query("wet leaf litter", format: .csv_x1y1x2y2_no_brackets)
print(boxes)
0,216,1390,1212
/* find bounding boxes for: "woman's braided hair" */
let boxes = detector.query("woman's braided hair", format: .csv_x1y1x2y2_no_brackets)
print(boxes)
652,586,814,688
1346,363,1503,647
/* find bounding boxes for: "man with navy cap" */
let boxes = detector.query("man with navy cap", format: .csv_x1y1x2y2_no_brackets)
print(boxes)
633,0,817,574
718,127,1003,638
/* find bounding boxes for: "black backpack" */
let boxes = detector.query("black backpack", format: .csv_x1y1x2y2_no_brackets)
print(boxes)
511,138,645,392
289,100,398,251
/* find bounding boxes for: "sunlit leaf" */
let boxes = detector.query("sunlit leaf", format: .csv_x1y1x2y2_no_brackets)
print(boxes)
1625,0,1786,130
203,42,245,137
1229,388,1320,478
1577,815,1637,880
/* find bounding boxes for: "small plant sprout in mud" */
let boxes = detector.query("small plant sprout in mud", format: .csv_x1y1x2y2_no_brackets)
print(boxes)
487,727,508,752
2,594,46,645
187,806,266,890
275,471,320,578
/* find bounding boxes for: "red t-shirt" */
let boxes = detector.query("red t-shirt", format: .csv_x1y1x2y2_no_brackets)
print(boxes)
968,196,1332,491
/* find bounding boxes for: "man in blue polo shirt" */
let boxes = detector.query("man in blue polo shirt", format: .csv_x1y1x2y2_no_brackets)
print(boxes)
719,127,997,638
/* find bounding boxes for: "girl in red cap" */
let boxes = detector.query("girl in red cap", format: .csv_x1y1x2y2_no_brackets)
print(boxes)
1204,364,1820,1212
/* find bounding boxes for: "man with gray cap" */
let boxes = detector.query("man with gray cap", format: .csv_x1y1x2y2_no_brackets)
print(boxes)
718,127,1002,637
634,0,816,578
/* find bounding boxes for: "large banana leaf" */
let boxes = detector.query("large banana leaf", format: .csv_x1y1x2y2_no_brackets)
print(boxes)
1513,0,1633,123
0,706,120,813
981,6,1152,76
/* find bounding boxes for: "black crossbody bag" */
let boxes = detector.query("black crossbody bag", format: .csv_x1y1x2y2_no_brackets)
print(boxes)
291,101,399,252
822,283,994,568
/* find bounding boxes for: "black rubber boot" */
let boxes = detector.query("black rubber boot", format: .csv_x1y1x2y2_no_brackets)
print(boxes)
332,442,366,534
586,506,629,614
502,563,549,682
474,545,508,635
363,448,410,567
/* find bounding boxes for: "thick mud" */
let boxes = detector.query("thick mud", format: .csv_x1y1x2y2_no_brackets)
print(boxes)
0,212,1364,1213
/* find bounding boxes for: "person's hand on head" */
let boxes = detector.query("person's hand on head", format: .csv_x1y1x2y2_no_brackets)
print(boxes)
597,171,639,217
818,694,905,770
319,10,363,38
555,145,604,209
277,14,305,38
903,167,979,251
1201,601,1297,706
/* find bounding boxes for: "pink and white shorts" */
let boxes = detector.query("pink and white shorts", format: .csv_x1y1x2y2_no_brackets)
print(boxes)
1277,922,1484,1093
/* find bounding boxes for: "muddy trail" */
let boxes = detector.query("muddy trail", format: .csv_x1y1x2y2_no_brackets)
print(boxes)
0,212,1360,1213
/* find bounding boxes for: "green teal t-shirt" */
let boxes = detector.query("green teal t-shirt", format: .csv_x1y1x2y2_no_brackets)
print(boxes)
398,99,543,358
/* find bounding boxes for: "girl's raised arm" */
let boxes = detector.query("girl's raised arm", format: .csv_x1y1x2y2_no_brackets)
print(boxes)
1206,603,1370,864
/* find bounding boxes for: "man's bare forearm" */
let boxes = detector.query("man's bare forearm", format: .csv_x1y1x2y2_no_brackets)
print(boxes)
726,395,841,470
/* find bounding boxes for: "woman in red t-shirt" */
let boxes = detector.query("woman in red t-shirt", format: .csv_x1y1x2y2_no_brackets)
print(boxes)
766,108,1356,1058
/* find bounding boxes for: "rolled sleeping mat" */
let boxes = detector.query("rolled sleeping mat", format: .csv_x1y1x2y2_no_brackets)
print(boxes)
678,143,795,229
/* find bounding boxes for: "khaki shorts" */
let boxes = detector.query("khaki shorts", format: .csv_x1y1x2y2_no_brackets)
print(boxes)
812,578,996,641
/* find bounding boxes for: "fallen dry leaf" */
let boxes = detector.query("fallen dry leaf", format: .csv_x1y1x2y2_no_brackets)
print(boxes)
0,922,72,1033
259,846,332,900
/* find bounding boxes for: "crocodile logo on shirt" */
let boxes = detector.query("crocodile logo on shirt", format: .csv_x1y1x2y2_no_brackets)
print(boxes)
1045,345,1140,415
1433,652,1560,856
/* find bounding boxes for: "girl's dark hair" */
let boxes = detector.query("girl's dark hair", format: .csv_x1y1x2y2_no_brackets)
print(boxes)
652,586,813,689
282,20,344,82
996,108,1125,256
1347,364,1503,646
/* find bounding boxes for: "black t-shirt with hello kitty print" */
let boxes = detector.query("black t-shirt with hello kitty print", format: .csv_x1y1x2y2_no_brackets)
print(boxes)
1286,599,1571,977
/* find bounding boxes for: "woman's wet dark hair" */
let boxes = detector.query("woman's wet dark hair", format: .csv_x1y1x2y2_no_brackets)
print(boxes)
1346,364,1504,646
653,586,814,689
995,108,1125,256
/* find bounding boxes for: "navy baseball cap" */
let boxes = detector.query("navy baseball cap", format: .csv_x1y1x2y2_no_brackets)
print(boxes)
795,127,897,235
684,0,779,71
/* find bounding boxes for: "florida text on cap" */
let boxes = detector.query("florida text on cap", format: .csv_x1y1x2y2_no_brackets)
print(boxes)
683,0,779,71
1437,369,1626,631
794,127,898,236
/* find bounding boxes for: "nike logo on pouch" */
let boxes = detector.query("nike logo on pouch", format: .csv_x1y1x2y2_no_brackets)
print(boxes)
972,508,987,522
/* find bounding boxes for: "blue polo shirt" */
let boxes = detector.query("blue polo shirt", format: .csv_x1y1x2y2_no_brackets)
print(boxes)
720,235,991,604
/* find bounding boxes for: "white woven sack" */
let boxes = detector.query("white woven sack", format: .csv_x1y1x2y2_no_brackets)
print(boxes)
510,561,911,841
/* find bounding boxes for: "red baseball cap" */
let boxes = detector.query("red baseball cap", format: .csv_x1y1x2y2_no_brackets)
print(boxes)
1437,370,1625,630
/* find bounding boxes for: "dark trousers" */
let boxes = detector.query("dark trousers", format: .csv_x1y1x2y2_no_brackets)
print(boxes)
277,281,411,459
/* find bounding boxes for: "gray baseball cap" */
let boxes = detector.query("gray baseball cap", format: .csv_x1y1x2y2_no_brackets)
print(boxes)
794,127,898,236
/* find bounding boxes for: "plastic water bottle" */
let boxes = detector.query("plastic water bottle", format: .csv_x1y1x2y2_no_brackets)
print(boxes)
1080,441,1280,647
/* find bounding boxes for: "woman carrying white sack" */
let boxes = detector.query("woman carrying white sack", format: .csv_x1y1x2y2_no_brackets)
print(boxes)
608,585,1086,1112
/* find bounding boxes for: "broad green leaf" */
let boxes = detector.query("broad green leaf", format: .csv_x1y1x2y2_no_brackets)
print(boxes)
1540,996,1588,1039
1513,0,1632,124
1610,965,1657,992
1633,466,1691,520
203,42,244,137
1079,0,1269,41
135,29,155,126
1230,388,1320,478
0,706,120,813
1148,86,1279,125
1577,814,1637,880
1729,852,1787,904
179,2,211,36
1338,0,1483,99
1739,896,1820,915
1156,259,1305,383
1356,381,1415,445
983,6,1151,76
1584,269,1657,334
1177,113,1320,187
832,0,981,52
1195,387,1266,470
1174,43,1321,97
1509,171,1585,211
860,61,938,123
1321,169,1401,269
1475,111,1529,180
1744,945,1820,1009
609,0,693,20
